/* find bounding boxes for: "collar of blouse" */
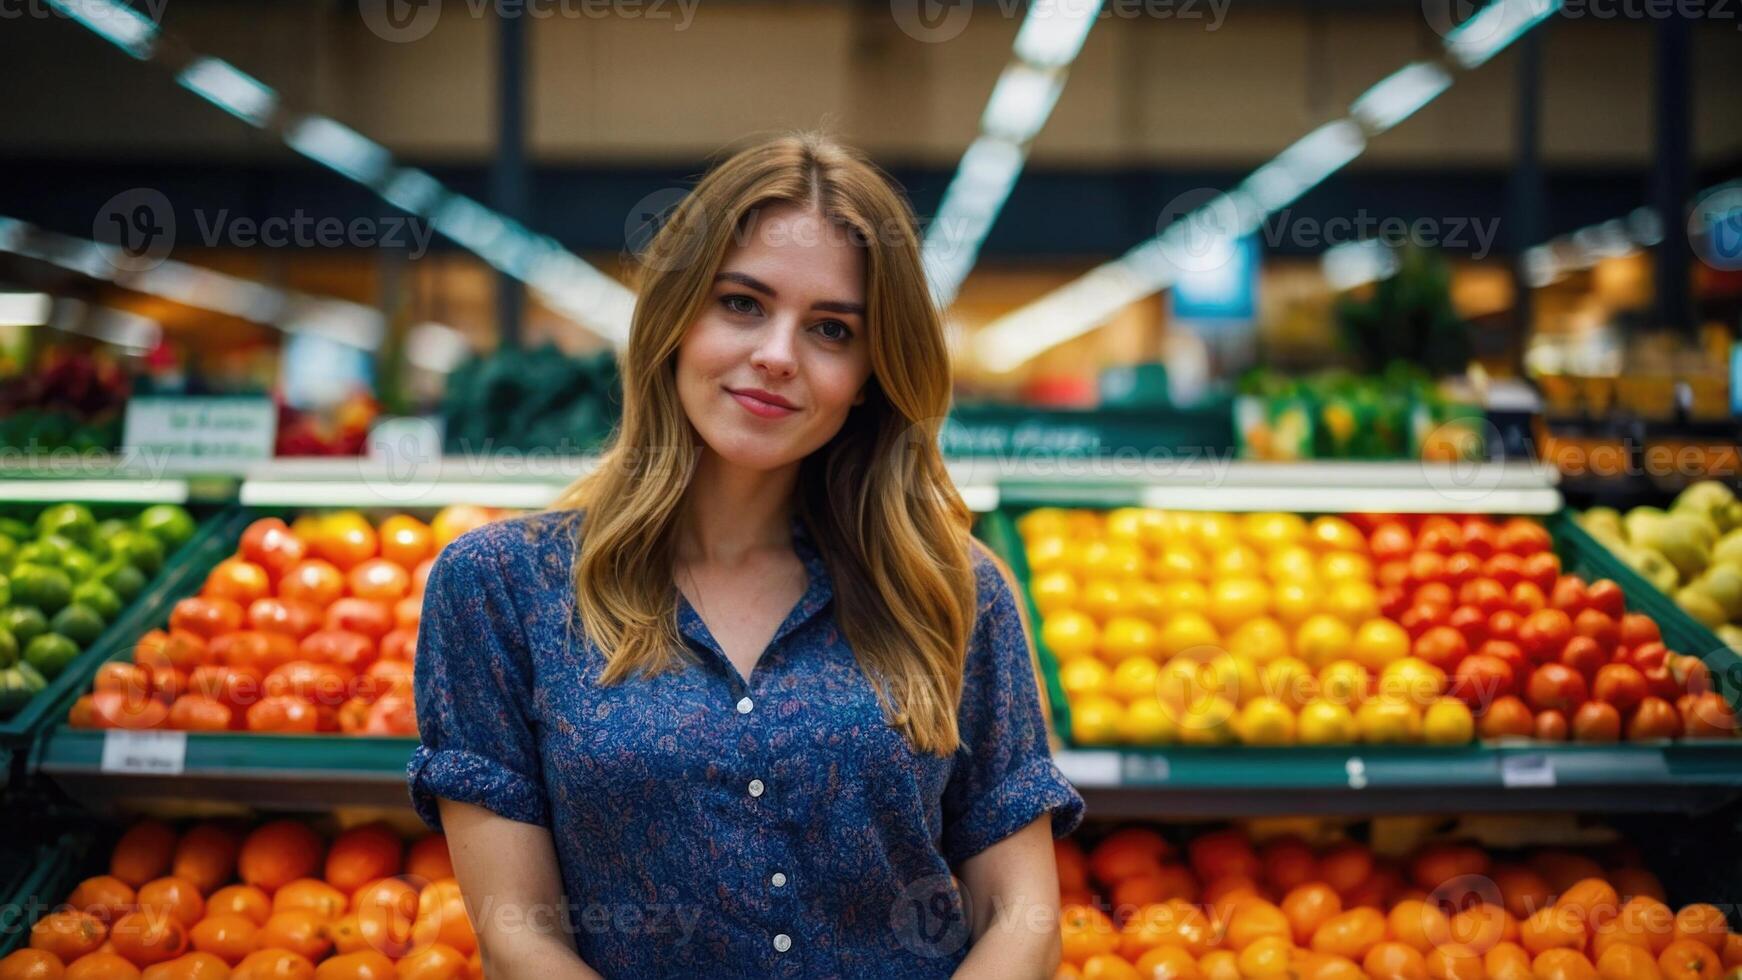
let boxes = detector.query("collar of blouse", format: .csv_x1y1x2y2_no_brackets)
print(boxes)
674,511,835,660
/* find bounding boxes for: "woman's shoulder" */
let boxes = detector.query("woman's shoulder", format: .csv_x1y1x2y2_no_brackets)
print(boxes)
432,508,581,593
967,534,1020,619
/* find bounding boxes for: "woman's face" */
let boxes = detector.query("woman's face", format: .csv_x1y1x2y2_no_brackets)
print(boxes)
676,203,873,472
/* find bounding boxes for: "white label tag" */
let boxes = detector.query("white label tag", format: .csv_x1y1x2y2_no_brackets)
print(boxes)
1501,753,1556,788
1054,750,1122,786
1120,753,1172,785
123,396,276,468
100,730,188,775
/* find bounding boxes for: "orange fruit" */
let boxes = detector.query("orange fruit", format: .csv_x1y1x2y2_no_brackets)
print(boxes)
30,913,106,963
1364,941,1429,980
1063,905,1119,966
237,822,324,894
188,915,257,965
279,561,345,608
1673,905,1729,951
0,949,64,980
1486,942,1533,980
1611,868,1667,904
1296,952,1367,980
271,880,347,922
324,825,402,895
1132,945,1202,979
1187,829,1260,883
1318,843,1373,896
1281,883,1342,946
1111,869,1196,909
1424,945,1487,980
204,886,270,927
1197,950,1240,980
350,879,417,958
135,879,204,930
1090,829,1172,885
1234,935,1291,977
325,916,366,956
1658,939,1722,979
1080,954,1141,980
1259,837,1318,895
140,952,229,980
1521,906,1586,955
1532,948,1599,980
412,880,477,957
255,911,332,962
1596,942,1663,979
65,877,136,926
1202,875,1265,919
111,823,177,889
64,953,140,980
1491,864,1554,922
1450,904,1518,955
1610,897,1675,955
1224,899,1290,951
170,823,242,895
378,517,435,570
312,518,377,571
346,560,411,604
1557,879,1620,929
1722,933,1742,970
231,950,314,980
1310,907,1387,961
313,951,395,980
1528,854,1606,897
394,943,466,980
107,911,186,968
1389,899,1453,953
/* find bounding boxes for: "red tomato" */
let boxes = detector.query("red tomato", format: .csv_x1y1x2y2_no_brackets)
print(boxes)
1478,696,1534,738
1572,609,1619,656
301,629,379,672
170,597,245,640
279,559,346,607
1619,613,1661,649
1522,552,1562,593
1477,640,1527,680
1534,709,1569,741
1370,522,1415,563
1571,701,1621,742
1484,553,1526,590
325,599,394,641
245,695,320,732
1418,517,1463,555
204,558,271,606
1380,586,1411,621
1558,636,1605,680
1453,654,1516,710
1509,582,1547,615
1414,582,1456,610
1413,626,1469,672
156,630,210,672
1585,579,1626,619
412,558,436,596
1399,604,1450,639
1550,576,1589,615
1627,642,1669,673
1644,663,1680,702
348,559,412,603
1443,552,1484,588
1448,605,1490,648
1672,655,1713,697
188,664,263,715
1682,692,1736,736
95,663,154,700
167,694,233,732
1518,609,1573,663
240,518,309,579
149,667,187,705
1498,518,1552,556
1626,697,1680,740
92,689,170,729
248,598,323,640
364,695,416,735
1487,610,1523,644
379,628,416,663
1409,552,1447,586
337,696,373,733
1459,579,1509,615
1460,519,1499,559
1592,663,1647,712
355,660,414,702
265,661,356,709
1527,664,1589,715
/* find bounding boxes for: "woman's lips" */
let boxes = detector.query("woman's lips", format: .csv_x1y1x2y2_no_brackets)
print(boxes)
728,389,797,419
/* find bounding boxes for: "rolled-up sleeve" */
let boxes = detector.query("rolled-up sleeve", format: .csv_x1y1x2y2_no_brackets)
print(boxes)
407,525,549,832
940,542,1085,865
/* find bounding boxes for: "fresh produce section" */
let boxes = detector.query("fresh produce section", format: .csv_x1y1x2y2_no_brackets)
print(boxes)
1013,507,1737,748
60,506,512,736
1052,821,1742,980
0,814,480,979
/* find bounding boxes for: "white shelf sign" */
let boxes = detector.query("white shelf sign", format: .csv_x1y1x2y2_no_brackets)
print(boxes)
124,396,276,468
100,730,188,775
1500,752,1557,788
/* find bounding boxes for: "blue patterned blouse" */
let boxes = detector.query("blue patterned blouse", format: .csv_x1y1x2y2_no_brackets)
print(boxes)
407,508,1084,978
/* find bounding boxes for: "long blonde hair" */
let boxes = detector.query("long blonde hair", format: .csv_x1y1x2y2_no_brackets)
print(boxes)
552,133,976,755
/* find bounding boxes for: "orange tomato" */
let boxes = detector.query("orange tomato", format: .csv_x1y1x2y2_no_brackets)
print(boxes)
188,915,257,965
378,517,435,570
412,879,477,956
168,598,244,642
230,950,314,980
1224,900,1290,951
255,911,331,963
237,822,324,894
313,518,378,571
106,911,186,968
1557,879,1620,929
351,877,418,957
204,886,270,927
111,822,177,889
166,697,231,734
377,629,416,664
134,879,204,929
1196,950,1240,980
1520,906,1586,956
1079,953,1141,980
244,697,319,734
247,599,323,642
0,949,64,980
392,599,421,632
312,951,395,980
30,913,106,963
158,632,210,674
204,559,271,606
1424,945,1487,980
1596,942,1663,979
404,837,454,886
322,601,393,643
297,632,375,675
1613,897,1677,955
346,561,410,604
63,952,140,980
1364,941,1429,980
1062,905,1120,965
1531,948,1598,980
1673,905,1729,951
1295,952,1367,980
1658,939,1721,979
1486,942,1533,980
66,877,136,926
1131,945,1202,980
1282,884,1342,947
66,696,98,730
279,561,346,608
323,825,401,895
393,945,466,980
271,880,347,922
240,517,310,579
1389,899,1453,954
1450,904,1519,955
1234,936,1291,977
1310,907,1386,961
325,916,366,956
140,952,230,980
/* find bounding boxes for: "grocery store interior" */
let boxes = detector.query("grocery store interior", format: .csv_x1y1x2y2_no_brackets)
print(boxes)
1,0,1741,976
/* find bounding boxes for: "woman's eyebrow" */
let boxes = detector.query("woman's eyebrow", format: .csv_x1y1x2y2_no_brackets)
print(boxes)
714,271,865,317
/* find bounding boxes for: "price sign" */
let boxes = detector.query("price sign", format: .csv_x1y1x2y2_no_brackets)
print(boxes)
1500,752,1557,788
123,396,276,469
100,730,188,775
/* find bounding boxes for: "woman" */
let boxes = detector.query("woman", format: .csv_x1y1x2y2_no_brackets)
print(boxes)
408,133,1083,978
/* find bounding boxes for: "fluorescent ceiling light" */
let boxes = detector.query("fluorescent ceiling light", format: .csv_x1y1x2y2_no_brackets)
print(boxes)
1322,240,1401,291
284,115,392,186
46,0,158,59
406,321,471,374
381,168,445,216
0,292,52,327
1351,62,1454,134
1013,0,1106,68
1446,0,1564,69
981,66,1065,144
177,57,278,128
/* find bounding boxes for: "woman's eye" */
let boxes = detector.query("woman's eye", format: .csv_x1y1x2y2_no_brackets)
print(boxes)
722,295,760,316
814,320,852,342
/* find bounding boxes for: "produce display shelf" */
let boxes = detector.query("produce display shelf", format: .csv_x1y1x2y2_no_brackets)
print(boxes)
1054,741,1742,818
35,730,417,811
237,456,593,509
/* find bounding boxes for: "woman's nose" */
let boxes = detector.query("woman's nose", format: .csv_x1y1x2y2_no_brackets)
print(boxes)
750,322,799,377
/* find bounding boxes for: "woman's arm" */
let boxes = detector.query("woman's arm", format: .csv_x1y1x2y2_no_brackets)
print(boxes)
951,816,1063,980
439,799,605,980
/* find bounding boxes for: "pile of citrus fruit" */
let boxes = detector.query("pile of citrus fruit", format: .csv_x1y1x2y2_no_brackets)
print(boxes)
1018,508,1735,747
0,504,196,718
1055,824,1742,980
65,506,510,736
1,815,476,980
